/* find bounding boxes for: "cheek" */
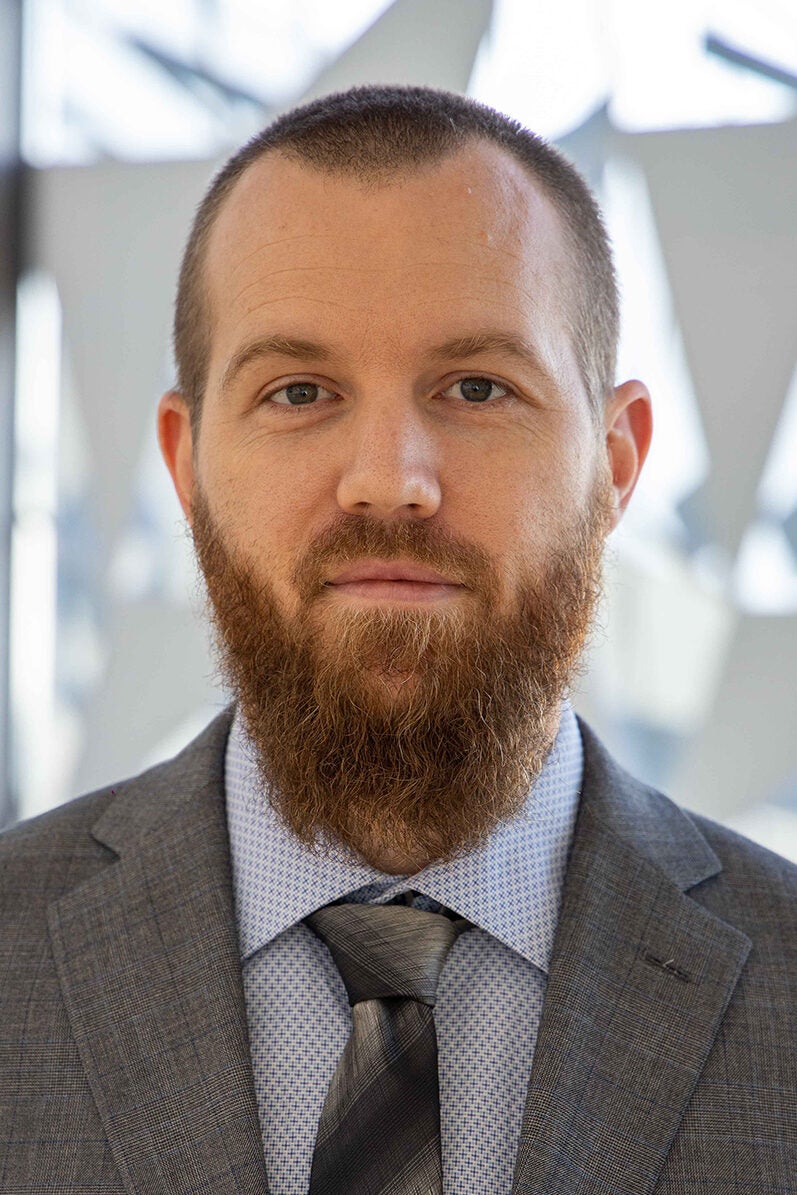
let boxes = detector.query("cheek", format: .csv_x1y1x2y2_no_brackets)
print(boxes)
462,440,594,575
203,426,329,534
217,468,340,618
455,433,565,532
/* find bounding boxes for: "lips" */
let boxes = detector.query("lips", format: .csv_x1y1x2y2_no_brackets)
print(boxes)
327,560,460,586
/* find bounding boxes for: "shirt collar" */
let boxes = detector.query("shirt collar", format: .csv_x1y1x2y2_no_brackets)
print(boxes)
225,699,583,976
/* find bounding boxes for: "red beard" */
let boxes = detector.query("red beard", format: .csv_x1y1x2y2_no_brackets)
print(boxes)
190,477,612,871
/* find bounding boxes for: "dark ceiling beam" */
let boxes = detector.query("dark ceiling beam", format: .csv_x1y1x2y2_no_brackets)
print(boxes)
127,34,272,111
705,32,797,92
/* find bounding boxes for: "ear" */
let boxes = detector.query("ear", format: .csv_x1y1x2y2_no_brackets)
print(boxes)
157,390,196,525
603,379,653,529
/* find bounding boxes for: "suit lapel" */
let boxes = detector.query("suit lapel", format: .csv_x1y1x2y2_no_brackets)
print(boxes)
48,707,269,1195
512,721,752,1194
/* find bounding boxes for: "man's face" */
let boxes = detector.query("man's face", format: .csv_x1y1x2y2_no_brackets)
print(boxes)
197,141,601,622
159,140,650,872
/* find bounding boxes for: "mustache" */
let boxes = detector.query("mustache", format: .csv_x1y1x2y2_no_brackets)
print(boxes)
291,513,500,603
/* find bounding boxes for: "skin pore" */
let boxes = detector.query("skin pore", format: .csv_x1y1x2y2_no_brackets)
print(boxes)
158,140,652,873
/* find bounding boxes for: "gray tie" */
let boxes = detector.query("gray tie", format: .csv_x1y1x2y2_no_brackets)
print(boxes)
305,900,470,1195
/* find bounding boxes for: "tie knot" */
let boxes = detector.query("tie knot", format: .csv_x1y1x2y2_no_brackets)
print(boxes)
306,902,468,1007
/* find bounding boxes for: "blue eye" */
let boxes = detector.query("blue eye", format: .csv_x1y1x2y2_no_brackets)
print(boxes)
443,377,511,403
267,382,336,406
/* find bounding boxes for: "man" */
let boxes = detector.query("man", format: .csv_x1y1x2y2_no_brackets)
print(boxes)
1,84,795,1194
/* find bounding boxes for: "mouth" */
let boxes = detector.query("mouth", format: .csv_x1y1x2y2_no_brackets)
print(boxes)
324,559,466,603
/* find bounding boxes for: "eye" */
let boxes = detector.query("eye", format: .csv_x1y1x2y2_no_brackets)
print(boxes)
265,381,337,407
441,376,513,404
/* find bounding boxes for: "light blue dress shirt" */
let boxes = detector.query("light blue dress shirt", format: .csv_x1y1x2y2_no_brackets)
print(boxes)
225,699,584,1194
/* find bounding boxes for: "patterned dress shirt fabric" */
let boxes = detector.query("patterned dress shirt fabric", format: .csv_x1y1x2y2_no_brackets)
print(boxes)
225,698,584,1195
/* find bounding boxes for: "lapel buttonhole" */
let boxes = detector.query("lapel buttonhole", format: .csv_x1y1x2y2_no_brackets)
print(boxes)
641,950,692,982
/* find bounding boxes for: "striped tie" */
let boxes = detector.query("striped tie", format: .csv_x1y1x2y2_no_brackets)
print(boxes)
306,900,470,1195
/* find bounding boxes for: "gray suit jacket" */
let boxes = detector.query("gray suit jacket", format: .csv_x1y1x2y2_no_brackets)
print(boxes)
1,705,795,1193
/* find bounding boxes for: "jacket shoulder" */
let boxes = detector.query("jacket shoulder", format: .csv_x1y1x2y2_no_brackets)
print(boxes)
681,805,797,939
0,784,119,911
0,704,235,910
577,715,797,939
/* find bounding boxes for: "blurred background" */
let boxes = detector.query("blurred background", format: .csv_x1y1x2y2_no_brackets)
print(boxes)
1,0,796,855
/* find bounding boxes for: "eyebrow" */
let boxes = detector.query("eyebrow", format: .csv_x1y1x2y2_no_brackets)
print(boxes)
219,335,335,398
427,332,555,386
218,329,555,398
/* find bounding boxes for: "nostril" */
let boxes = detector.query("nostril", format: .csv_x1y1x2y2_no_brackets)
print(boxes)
336,473,442,520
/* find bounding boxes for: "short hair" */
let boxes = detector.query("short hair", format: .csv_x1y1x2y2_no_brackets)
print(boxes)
173,84,618,440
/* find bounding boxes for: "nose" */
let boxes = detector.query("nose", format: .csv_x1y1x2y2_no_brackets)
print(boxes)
336,400,442,520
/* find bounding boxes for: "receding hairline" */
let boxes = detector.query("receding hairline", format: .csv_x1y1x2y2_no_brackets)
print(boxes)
213,131,567,212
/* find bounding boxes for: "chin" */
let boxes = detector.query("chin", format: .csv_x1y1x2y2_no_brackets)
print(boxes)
343,665,424,708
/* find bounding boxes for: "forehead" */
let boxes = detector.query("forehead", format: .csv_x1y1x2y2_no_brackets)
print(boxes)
203,140,575,370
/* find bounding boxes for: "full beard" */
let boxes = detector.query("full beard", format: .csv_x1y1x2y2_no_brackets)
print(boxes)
190,477,614,871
